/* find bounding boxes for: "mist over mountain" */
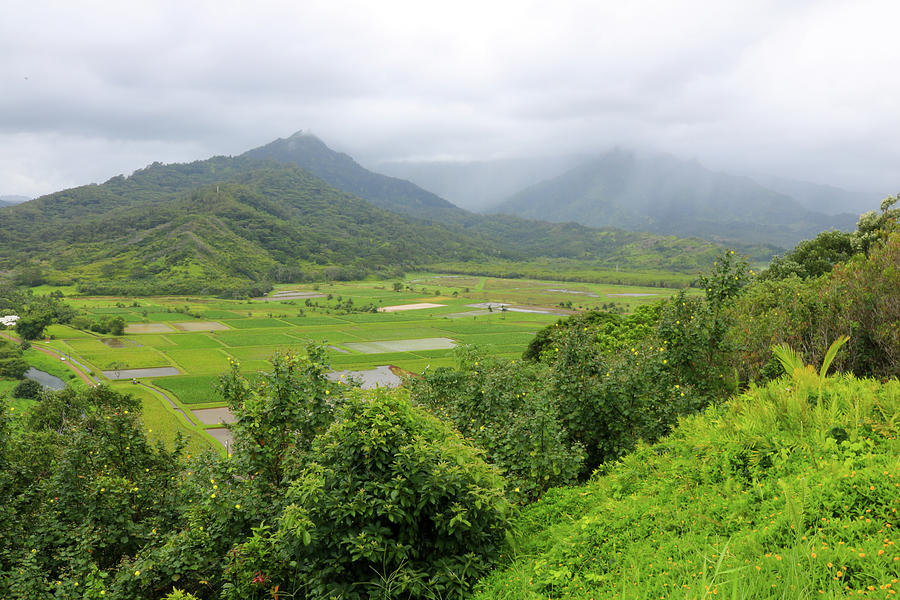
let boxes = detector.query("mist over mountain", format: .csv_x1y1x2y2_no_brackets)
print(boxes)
744,173,877,216
373,155,586,212
0,195,29,207
492,150,858,248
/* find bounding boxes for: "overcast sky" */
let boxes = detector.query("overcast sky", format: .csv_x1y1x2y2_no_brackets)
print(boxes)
2,0,898,198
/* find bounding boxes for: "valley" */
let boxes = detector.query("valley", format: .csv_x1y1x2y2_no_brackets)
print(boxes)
12,275,689,454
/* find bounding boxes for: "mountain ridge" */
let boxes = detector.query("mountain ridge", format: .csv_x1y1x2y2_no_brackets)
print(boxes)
492,149,858,247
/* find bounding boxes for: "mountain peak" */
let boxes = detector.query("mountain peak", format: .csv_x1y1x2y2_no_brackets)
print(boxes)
242,133,468,221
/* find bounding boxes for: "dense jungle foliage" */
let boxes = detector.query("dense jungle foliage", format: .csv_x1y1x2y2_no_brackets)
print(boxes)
0,199,898,599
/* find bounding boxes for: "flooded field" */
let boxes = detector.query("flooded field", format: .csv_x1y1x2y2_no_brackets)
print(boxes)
103,367,180,380
125,323,174,334
25,367,66,390
344,338,457,354
172,321,230,331
191,407,235,425
378,303,446,312
328,366,402,389
205,427,233,450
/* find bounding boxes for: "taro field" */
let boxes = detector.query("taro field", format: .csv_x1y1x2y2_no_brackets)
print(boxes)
37,274,691,452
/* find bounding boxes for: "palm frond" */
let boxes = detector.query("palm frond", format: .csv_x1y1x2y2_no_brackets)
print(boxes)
819,335,850,379
772,343,805,376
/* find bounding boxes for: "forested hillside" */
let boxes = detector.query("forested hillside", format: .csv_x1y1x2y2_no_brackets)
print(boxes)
0,166,495,295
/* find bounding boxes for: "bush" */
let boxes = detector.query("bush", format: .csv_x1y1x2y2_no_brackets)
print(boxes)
11,379,41,399
410,346,585,501
824,229,900,377
223,391,513,600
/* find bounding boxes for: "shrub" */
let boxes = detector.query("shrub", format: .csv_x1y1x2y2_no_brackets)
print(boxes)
410,346,584,501
217,345,343,493
12,379,42,399
223,391,513,600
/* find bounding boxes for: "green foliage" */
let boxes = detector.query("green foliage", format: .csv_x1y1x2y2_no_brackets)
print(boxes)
223,390,512,600
725,275,829,382
218,345,343,492
853,192,899,255
698,249,751,307
547,324,693,471
0,338,27,378
474,375,900,599
524,306,659,362
0,386,186,596
760,229,856,280
729,230,900,382
824,230,900,377
760,192,899,282
0,161,498,294
14,313,49,340
11,378,42,399
410,346,585,501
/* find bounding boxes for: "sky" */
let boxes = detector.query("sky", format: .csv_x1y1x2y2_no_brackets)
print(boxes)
2,0,899,198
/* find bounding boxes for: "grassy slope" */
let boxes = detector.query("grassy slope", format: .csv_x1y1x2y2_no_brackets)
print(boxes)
475,374,899,599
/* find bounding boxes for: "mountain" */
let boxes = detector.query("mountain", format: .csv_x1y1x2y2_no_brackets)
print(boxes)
242,131,469,223
0,195,29,207
746,173,876,216
0,136,781,295
373,155,585,211
0,163,497,295
492,150,859,248
241,134,776,261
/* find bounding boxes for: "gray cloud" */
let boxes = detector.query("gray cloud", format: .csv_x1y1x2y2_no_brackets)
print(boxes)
1,0,898,198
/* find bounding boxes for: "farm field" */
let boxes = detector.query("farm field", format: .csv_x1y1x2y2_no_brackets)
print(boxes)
29,274,693,451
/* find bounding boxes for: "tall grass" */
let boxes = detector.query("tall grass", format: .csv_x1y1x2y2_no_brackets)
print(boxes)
474,373,900,599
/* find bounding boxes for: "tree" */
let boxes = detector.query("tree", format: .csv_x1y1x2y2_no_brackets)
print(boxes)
222,391,512,600
0,339,27,378
760,230,856,280
14,313,50,340
108,316,126,336
410,346,585,500
217,345,343,492
12,379,42,399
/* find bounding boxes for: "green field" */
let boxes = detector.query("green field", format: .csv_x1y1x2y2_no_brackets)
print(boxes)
21,275,692,441
152,375,222,406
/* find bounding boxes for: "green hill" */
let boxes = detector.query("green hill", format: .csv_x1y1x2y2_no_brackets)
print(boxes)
474,372,899,599
493,150,858,248
0,166,495,295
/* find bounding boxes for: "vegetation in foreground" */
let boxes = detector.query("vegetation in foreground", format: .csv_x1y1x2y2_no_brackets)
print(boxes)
0,198,897,599
474,369,899,599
